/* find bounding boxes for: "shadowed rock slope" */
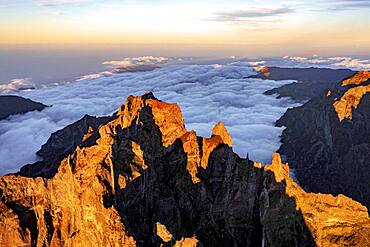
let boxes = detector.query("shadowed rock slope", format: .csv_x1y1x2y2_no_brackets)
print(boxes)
277,71,370,209
0,93,369,247
0,95,47,121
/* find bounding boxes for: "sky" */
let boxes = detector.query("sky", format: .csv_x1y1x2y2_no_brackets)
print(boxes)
1,0,370,56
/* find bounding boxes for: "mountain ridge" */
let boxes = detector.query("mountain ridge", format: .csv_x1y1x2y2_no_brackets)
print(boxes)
0,95,47,121
276,71,370,209
249,66,355,101
0,93,369,246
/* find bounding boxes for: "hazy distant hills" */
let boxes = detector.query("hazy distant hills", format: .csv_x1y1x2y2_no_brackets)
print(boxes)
249,66,355,101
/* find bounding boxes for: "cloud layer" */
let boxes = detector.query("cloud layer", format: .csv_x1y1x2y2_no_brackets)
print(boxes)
255,56,370,70
103,56,168,68
0,59,299,174
0,78,36,93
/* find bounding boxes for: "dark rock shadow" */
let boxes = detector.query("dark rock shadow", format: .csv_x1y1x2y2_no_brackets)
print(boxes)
101,102,316,246
277,89,370,209
260,170,316,247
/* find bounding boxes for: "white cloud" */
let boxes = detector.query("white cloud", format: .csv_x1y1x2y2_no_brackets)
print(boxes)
0,78,36,93
284,56,308,62
279,56,370,70
76,71,113,81
0,59,300,174
103,56,168,69
332,58,370,70
248,61,266,66
327,56,352,61
103,60,133,68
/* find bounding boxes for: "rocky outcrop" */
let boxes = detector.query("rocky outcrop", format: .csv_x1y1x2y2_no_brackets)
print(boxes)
0,93,369,246
19,114,115,178
262,154,369,247
333,84,370,121
0,95,47,121
249,66,355,101
277,71,370,208
341,71,370,86
333,71,370,121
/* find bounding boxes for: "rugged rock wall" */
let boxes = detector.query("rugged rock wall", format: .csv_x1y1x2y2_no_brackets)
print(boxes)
277,71,370,208
0,93,369,247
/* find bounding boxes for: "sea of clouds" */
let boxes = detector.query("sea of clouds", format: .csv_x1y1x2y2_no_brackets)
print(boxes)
261,55,370,70
4,54,367,175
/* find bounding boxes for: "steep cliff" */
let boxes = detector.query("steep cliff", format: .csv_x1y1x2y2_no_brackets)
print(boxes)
277,71,370,208
0,93,369,247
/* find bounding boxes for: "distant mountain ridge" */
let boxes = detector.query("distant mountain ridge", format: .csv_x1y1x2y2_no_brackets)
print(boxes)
0,95,47,121
249,66,355,101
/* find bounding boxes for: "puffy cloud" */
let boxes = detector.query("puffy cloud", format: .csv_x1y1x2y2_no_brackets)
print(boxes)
0,60,300,174
279,56,370,70
76,71,113,81
248,61,266,66
103,60,132,68
283,56,308,62
103,56,168,68
102,56,169,73
0,78,36,93
327,57,353,61
332,58,370,69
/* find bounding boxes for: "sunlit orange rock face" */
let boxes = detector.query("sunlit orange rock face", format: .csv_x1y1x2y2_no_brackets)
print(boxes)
262,154,370,247
334,71,370,121
341,71,370,86
0,93,369,247
255,66,271,77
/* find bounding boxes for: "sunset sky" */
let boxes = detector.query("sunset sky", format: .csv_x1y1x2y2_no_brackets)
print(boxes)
1,0,370,55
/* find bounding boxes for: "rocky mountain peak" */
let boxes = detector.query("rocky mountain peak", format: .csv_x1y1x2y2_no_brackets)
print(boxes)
255,66,270,77
0,93,369,246
119,92,186,147
211,122,232,147
264,153,289,182
333,70,370,121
